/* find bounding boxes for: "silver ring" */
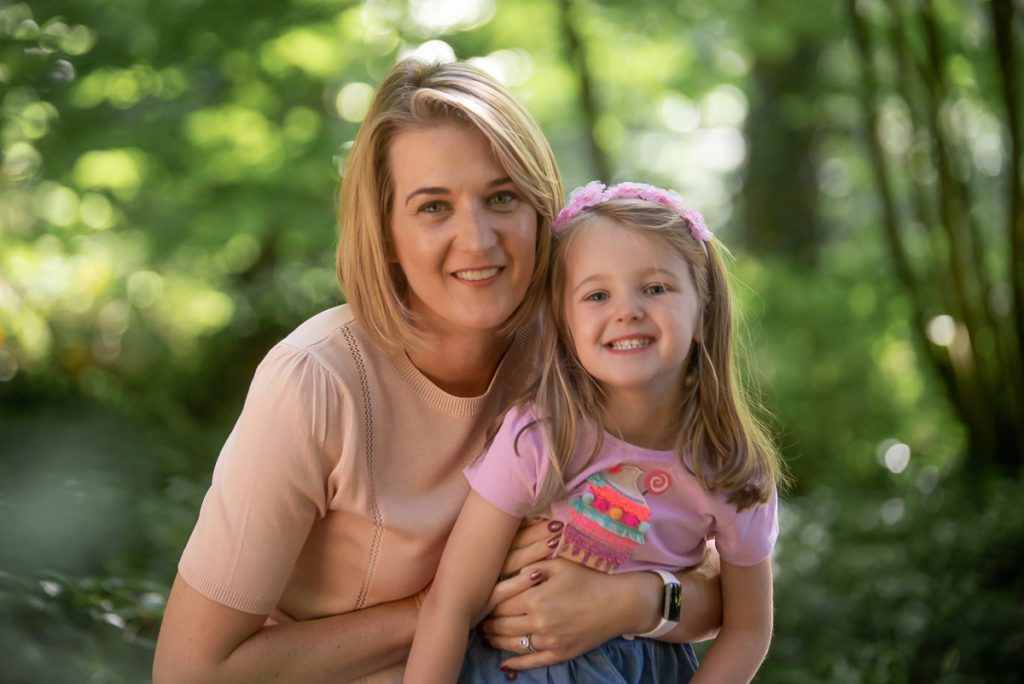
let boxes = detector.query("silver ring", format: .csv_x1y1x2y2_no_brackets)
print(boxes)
518,634,536,653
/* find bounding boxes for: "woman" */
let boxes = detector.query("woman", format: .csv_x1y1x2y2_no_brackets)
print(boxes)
153,58,722,683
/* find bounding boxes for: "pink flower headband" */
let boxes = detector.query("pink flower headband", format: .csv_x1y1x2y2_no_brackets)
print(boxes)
552,181,713,254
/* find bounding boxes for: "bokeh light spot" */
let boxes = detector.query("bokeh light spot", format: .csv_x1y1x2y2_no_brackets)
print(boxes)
884,442,911,474
880,498,905,526
72,149,146,195
409,0,494,34
402,40,456,64
335,82,374,122
0,348,18,381
80,192,114,230
127,271,164,309
926,314,956,347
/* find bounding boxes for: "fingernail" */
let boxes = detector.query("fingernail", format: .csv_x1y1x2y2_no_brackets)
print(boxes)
502,668,518,680
529,570,543,581
547,535,560,548
547,520,564,532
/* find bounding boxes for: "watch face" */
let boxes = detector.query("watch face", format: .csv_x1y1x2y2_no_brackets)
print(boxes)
666,582,683,623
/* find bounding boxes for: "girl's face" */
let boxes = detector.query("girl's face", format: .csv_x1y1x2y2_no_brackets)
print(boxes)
388,123,537,337
561,218,701,406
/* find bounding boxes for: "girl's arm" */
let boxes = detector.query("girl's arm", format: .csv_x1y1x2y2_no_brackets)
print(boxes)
480,541,723,669
404,491,522,684
153,573,421,684
690,557,773,684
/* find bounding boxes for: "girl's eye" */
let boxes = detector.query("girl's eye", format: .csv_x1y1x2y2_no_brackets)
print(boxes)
490,190,518,207
584,291,609,302
644,283,668,295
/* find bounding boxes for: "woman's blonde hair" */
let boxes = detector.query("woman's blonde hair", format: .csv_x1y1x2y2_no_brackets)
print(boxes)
337,59,563,352
529,199,783,510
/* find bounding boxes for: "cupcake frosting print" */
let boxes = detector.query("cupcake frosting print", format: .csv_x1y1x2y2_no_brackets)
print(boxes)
555,464,654,573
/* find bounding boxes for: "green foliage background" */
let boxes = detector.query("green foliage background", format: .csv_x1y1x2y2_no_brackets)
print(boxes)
1,0,1021,681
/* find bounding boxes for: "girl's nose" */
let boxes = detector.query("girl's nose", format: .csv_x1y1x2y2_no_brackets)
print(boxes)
616,297,645,322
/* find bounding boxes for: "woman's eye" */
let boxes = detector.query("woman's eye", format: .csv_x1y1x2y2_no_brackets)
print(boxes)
419,201,447,214
490,191,517,207
644,283,668,295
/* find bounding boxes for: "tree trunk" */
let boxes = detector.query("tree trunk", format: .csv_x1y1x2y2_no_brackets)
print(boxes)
742,45,822,263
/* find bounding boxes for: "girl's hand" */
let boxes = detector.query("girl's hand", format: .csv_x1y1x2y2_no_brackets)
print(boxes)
479,558,653,670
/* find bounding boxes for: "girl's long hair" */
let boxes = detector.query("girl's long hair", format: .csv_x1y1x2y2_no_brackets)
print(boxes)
528,199,783,511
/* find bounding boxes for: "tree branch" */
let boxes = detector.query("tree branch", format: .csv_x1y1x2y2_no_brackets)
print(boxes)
846,0,961,406
990,0,1024,395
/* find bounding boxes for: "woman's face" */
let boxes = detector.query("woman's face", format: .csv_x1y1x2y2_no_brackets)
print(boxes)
388,123,537,337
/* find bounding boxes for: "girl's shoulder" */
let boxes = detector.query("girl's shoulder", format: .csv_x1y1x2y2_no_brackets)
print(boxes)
492,402,546,450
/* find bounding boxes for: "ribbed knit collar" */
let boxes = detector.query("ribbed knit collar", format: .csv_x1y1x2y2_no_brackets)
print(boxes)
388,328,531,418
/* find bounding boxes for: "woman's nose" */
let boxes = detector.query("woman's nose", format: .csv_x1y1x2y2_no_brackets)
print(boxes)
455,205,498,252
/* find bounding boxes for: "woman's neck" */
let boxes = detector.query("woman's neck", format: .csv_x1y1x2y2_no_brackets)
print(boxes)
405,328,515,398
600,389,681,451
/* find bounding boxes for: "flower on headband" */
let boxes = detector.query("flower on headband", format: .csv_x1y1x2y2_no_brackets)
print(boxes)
553,181,606,228
553,180,714,244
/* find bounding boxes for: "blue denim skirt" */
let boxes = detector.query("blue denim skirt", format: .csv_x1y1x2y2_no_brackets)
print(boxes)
457,628,697,683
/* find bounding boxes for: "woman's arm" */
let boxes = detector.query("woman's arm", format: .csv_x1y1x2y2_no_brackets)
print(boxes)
153,573,421,684
404,491,523,683
689,557,773,683
481,540,723,670
154,518,556,684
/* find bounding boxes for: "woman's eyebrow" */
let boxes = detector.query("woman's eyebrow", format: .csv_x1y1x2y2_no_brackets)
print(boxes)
404,176,513,206
405,186,448,205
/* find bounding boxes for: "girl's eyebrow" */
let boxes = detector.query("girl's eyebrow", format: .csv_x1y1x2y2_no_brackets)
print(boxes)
404,176,513,206
572,273,608,295
572,267,680,294
640,267,681,282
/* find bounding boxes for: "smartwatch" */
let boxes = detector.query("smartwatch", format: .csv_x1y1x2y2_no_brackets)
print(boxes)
624,569,682,639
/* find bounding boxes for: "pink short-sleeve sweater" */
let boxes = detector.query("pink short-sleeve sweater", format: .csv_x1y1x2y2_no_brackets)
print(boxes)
178,305,532,682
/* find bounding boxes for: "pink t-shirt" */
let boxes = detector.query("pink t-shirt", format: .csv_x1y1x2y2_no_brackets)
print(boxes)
465,405,778,572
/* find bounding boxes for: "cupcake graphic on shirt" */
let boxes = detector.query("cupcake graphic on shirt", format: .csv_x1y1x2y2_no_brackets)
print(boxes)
555,464,652,572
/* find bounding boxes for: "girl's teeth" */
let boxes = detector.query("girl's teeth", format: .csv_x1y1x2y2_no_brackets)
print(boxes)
609,338,651,350
455,267,500,281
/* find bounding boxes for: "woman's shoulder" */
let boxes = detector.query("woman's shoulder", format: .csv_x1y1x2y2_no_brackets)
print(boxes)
279,304,358,353
264,304,378,383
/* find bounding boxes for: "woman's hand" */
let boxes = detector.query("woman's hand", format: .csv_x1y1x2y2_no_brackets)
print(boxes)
473,518,562,624
478,558,656,670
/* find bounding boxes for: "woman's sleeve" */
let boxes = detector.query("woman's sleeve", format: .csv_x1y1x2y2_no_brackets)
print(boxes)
178,342,343,614
463,405,548,518
712,487,779,567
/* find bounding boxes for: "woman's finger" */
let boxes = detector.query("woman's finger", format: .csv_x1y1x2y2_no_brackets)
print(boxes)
479,614,533,640
475,566,546,625
500,519,560,577
481,631,544,655
500,651,564,671
500,533,558,578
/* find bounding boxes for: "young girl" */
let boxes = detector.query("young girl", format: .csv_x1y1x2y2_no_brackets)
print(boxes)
405,181,782,683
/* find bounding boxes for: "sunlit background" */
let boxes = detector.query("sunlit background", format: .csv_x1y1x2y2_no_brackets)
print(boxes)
1,0,1022,681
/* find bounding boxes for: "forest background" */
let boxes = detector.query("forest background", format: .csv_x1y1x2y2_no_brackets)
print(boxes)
1,0,1022,681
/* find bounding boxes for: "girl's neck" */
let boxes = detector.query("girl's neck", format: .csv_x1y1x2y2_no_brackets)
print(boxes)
600,389,681,451
405,328,515,398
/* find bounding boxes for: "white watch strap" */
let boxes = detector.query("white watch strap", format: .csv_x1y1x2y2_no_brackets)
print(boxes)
624,570,681,640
